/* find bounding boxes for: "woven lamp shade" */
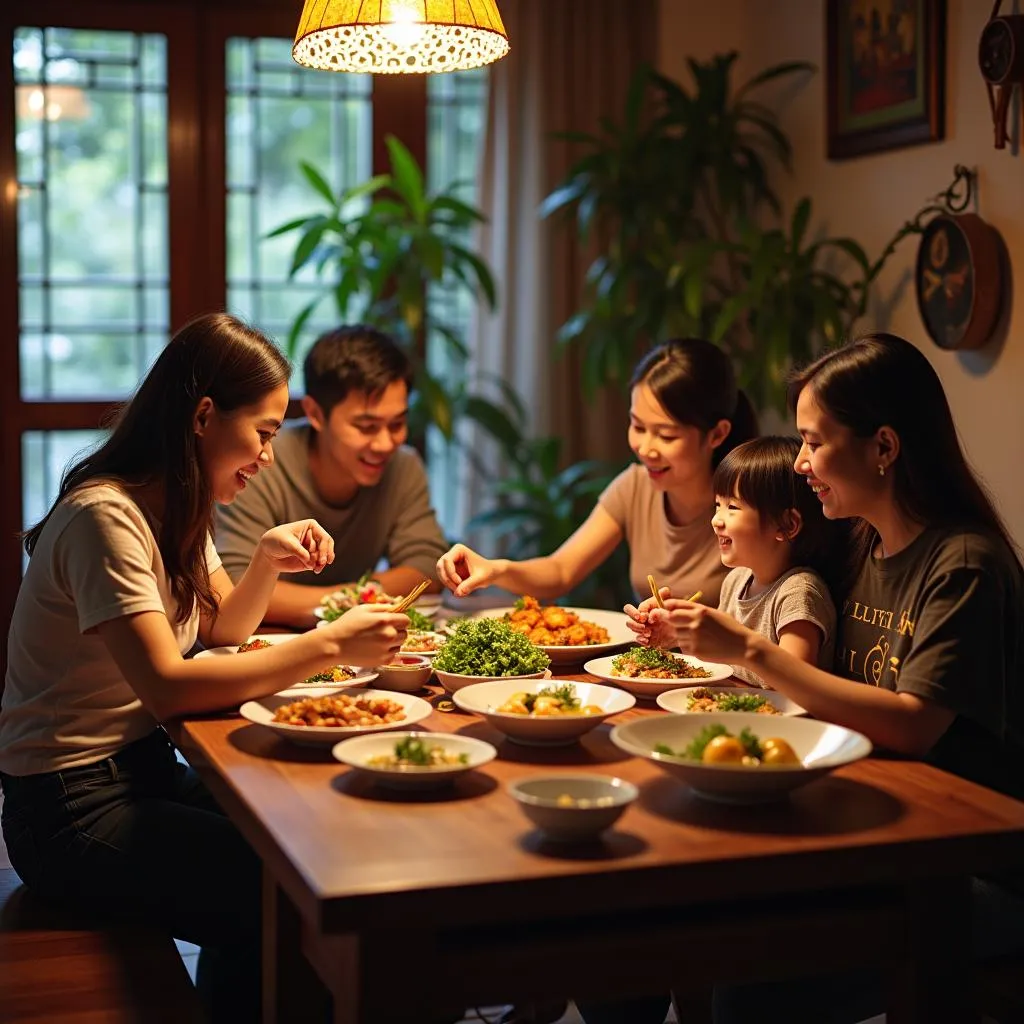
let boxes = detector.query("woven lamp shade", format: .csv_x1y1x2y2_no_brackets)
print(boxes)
293,0,510,74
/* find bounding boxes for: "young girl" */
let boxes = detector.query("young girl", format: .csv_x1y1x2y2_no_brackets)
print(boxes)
630,436,841,686
639,333,1024,1023
438,337,759,609
0,313,409,1023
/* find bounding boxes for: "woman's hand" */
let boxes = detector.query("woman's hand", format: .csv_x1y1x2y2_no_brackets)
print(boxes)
257,520,335,575
321,604,408,666
436,544,507,598
653,600,752,664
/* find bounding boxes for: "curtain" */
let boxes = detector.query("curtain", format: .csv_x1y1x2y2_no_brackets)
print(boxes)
460,0,657,531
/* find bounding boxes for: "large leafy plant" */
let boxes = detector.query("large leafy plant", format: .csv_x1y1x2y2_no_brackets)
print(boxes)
543,54,903,412
269,134,506,442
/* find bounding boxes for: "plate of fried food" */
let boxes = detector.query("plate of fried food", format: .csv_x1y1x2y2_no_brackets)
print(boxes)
239,686,433,747
585,646,733,698
195,636,379,689
467,596,633,665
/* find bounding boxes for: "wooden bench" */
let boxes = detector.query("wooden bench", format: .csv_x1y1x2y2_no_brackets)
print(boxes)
0,867,205,1023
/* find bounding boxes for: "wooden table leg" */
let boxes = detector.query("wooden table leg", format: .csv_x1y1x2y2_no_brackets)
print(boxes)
262,869,332,1024
887,878,979,1024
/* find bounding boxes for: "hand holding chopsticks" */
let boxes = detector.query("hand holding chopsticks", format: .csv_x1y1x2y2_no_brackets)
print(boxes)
647,574,702,607
633,576,704,651
390,580,430,615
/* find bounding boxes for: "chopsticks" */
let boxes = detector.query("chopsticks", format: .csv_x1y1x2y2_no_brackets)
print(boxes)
390,580,430,615
646,574,702,606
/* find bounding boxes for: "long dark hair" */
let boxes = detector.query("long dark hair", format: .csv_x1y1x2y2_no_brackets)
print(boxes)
24,313,291,623
788,332,1018,574
631,338,759,466
713,436,849,593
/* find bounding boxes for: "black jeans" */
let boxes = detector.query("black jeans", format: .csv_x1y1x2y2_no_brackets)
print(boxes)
0,729,263,1023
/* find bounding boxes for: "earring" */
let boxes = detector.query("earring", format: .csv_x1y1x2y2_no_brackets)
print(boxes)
878,464,885,477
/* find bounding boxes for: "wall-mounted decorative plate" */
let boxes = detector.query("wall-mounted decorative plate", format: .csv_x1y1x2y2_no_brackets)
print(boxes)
914,213,1004,351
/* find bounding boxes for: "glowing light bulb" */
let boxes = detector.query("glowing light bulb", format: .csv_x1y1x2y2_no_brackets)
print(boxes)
381,8,426,49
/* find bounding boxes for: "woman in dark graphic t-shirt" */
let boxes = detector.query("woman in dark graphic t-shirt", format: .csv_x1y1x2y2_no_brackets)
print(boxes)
634,333,1024,1024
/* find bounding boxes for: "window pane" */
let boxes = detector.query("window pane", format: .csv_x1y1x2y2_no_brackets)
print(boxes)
225,37,372,365
21,429,106,536
426,67,489,538
15,27,170,400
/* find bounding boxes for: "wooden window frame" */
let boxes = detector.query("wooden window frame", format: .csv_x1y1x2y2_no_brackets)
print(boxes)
0,0,427,665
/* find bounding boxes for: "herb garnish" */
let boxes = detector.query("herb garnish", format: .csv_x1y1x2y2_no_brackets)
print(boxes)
432,618,550,676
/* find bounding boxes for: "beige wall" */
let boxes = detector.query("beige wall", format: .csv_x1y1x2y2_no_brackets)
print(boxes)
657,0,1024,544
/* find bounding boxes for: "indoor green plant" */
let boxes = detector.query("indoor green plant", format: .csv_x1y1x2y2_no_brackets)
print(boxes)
542,54,905,413
268,134,515,444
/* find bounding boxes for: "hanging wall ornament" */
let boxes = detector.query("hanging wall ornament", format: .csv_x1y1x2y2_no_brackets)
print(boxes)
978,0,1024,149
913,166,1005,351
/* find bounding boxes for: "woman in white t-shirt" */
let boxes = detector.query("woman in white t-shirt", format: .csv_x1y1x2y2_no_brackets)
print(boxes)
437,338,759,608
0,313,409,1023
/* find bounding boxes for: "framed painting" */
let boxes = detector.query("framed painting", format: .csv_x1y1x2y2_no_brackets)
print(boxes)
826,0,946,160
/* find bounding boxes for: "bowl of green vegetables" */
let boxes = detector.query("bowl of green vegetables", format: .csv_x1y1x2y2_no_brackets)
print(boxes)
432,618,551,694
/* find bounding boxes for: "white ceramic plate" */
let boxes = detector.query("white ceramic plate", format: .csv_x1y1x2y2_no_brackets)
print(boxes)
584,650,733,698
452,678,635,746
195,635,377,689
610,712,871,804
313,594,442,622
195,633,302,655
466,606,634,665
332,731,496,789
239,686,433,747
656,686,805,717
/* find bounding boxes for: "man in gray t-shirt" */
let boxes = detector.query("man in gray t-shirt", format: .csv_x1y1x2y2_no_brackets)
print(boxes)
215,326,447,628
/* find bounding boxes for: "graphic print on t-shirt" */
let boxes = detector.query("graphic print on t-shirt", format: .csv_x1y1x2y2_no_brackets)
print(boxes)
837,597,915,688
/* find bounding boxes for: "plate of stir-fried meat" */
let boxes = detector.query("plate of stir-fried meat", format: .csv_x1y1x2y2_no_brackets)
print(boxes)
466,596,633,664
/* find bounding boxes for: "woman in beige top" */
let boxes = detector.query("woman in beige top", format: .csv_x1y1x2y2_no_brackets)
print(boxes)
438,338,759,607
0,313,409,1023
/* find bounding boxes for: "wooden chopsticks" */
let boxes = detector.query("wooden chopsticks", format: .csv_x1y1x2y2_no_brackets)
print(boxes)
647,574,702,606
390,580,430,615
647,574,666,609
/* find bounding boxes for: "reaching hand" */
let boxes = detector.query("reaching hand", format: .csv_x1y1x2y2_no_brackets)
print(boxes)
436,544,506,598
257,520,335,575
321,604,409,666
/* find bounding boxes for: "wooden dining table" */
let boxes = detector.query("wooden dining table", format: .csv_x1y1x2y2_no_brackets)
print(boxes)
170,665,1024,1024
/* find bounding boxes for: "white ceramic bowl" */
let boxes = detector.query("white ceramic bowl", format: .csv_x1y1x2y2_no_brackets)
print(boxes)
467,606,634,665
195,635,377,688
656,686,806,716
332,731,496,790
452,679,635,746
239,686,433,747
508,774,638,841
585,650,733,698
373,654,434,693
610,712,871,804
433,667,549,695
